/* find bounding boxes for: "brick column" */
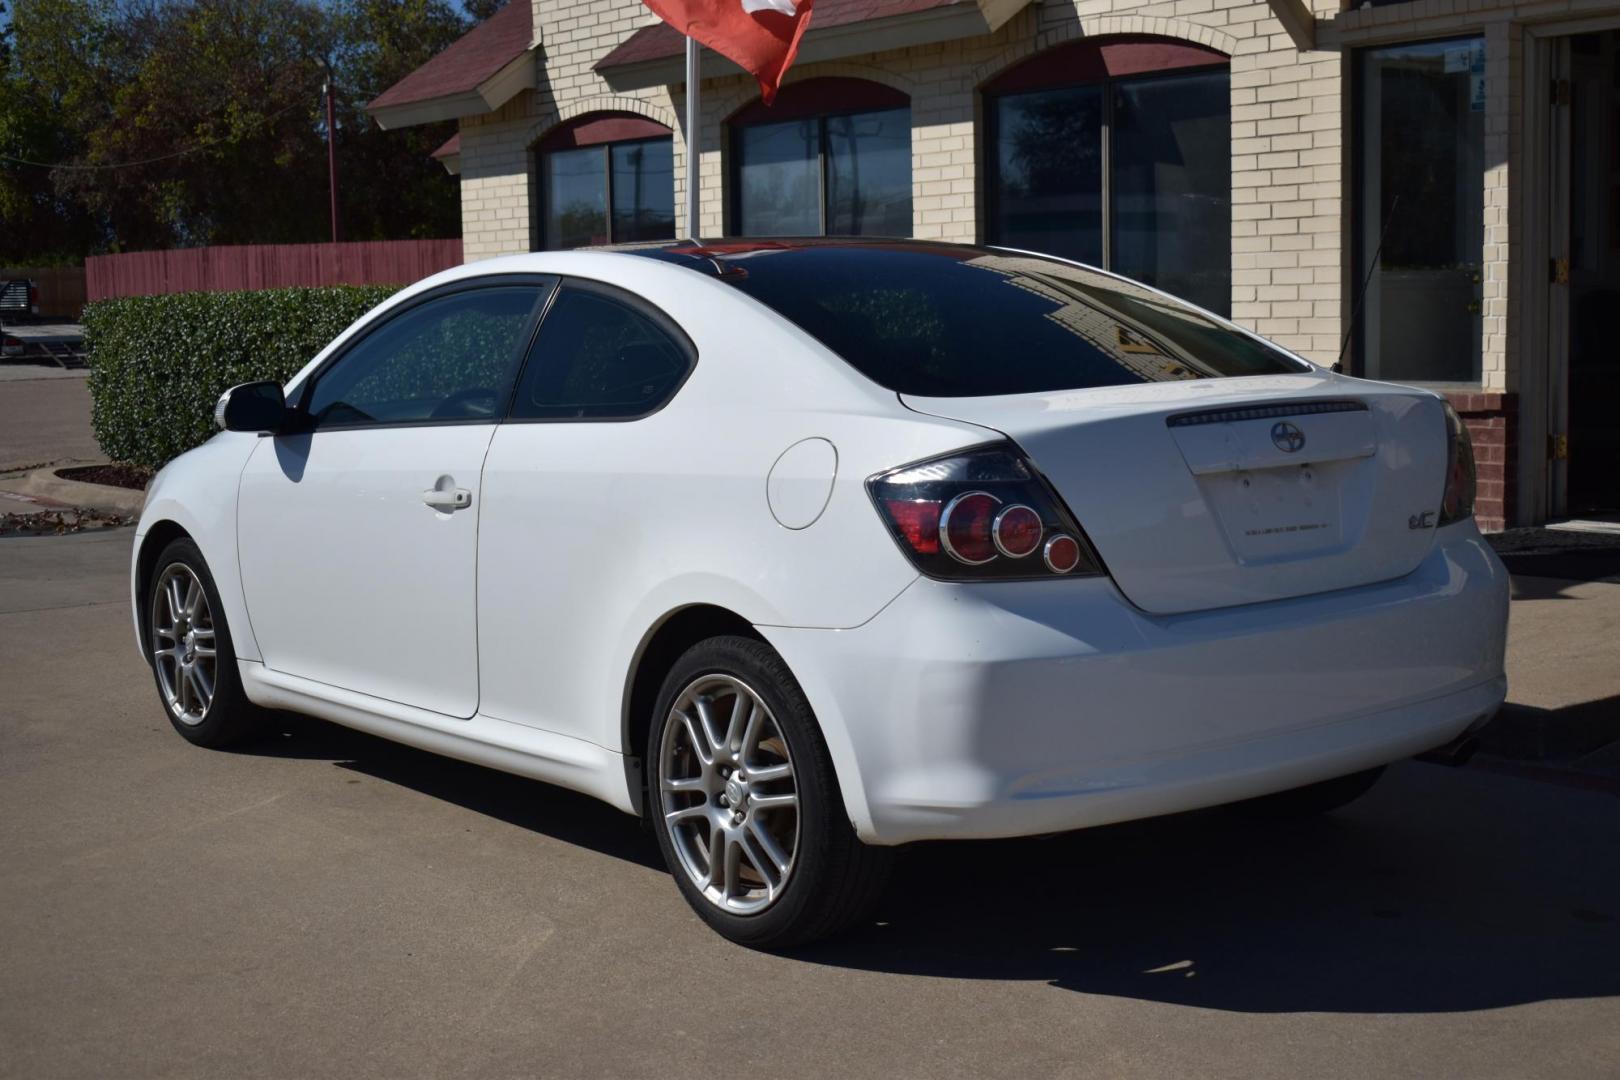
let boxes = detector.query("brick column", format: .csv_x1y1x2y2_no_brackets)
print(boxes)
1446,391,1516,532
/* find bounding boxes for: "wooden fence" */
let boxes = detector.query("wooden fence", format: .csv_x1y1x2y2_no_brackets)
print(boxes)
84,239,465,303
0,266,88,320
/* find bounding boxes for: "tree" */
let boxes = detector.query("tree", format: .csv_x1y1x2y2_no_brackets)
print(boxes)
2,0,472,259
0,0,100,261
329,0,468,241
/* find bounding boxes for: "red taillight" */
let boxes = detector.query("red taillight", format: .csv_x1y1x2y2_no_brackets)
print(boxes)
28,284,40,314
941,491,999,564
1043,534,1081,574
992,504,1042,558
868,444,1100,582
883,498,941,554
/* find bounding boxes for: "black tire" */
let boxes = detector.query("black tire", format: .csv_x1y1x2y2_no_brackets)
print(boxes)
144,537,268,749
1236,766,1386,819
647,635,892,949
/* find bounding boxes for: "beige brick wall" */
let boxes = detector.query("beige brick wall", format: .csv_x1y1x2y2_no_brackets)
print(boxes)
459,0,682,263
458,0,1354,364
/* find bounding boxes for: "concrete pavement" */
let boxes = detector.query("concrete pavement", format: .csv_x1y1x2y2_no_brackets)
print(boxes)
1,529,1617,1079
0,368,143,520
0,372,99,472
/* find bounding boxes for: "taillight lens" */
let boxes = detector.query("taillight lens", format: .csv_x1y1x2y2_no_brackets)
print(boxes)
869,444,1101,581
1438,402,1476,526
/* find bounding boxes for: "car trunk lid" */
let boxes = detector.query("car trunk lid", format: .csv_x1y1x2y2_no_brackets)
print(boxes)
902,374,1450,614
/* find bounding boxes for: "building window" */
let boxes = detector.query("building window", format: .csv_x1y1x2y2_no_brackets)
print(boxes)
730,78,912,237
535,113,675,250
985,38,1231,315
1355,38,1485,384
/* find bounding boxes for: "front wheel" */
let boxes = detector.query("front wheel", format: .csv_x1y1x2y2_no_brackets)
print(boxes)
648,636,891,949
145,537,267,748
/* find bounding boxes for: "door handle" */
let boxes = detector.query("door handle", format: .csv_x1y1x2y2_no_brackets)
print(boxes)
422,476,472,512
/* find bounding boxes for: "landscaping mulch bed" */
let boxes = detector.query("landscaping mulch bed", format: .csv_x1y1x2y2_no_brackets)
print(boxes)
55,463,153,490
0,509,132,537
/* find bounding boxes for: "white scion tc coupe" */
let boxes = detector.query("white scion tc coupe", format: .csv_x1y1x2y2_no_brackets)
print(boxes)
132,239,1509,947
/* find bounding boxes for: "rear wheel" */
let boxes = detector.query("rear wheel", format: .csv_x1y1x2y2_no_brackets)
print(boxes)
647,636,891,949
146,537,266,748
1237,767,1385,818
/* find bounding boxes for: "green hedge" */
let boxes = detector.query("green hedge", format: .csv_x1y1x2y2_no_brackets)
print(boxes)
85,286,399,469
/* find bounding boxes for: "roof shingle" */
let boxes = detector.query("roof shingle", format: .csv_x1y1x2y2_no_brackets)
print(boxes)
595,0,962,71
369,0,533,112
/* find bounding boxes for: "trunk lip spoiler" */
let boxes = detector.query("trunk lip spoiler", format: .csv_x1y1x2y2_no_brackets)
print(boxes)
1164,398,1369,428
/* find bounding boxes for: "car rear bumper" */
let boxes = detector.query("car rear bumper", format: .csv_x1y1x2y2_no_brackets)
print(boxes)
761,527,1509,845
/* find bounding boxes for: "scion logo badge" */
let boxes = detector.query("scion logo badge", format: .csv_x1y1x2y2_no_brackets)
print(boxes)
1271,421,1306,453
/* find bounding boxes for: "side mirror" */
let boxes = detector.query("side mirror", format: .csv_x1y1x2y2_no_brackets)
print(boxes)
214,380,288,433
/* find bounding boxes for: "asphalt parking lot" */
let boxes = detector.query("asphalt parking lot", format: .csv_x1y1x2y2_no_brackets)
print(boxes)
2,526,1618,1079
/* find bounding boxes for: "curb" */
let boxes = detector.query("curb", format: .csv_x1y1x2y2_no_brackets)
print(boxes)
0,463,145,516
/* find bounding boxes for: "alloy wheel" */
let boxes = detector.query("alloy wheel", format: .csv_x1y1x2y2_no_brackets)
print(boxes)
658,674,800,915
150,563,217,725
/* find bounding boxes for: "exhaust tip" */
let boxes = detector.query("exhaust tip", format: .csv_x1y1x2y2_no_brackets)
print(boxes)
1417,734,1479,768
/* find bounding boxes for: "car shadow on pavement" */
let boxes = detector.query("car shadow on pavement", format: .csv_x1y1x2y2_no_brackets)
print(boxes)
800,766,1620,1014
235,715,1618,1014
243,711,664,872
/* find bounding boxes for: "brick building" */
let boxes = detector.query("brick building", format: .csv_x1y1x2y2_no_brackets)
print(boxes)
369,0,1620,531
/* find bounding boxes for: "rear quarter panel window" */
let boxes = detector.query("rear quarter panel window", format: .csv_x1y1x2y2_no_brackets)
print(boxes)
511,283,694,420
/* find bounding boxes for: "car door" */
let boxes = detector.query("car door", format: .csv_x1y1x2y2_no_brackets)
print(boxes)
237,277,551,719
477,279,696,742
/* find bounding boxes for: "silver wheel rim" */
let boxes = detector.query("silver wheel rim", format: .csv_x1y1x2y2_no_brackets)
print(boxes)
150,563,217,725
658,674,799,916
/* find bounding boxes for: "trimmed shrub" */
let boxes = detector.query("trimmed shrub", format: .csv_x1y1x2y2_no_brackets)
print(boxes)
84,286,399,469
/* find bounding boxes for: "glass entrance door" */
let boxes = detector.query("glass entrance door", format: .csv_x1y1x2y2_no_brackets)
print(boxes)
1562,30,1620,515
1355,38,1486,384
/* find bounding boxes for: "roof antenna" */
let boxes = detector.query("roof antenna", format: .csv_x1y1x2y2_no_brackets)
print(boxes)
1336,194,1399,374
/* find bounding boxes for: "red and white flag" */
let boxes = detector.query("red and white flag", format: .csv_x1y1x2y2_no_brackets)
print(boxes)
641,0,815,104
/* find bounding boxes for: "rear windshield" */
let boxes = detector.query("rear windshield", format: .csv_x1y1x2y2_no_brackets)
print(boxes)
720,246,1308,397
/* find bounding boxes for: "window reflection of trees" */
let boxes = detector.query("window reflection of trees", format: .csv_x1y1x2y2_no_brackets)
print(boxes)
1003,91,1102,197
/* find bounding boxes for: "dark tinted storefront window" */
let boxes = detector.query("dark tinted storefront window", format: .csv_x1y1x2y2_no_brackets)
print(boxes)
1112,71,1231,315
987,40,1231,315
993,86,1104,264
610,140,676,242
543,147,608,250
731,81,912,237
538,121,674,249
734,121,821,235
1356,38,1484,383
720,244,1304,396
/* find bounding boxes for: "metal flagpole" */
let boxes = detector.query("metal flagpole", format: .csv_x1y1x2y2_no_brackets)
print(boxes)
685,36,700,241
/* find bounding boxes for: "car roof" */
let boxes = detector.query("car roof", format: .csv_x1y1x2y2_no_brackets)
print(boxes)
611,237,996,276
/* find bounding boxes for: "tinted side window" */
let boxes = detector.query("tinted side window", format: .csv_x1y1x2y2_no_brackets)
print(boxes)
511,285,692,420
307,286,540,428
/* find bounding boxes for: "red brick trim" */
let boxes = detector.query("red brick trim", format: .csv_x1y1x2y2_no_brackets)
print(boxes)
981,35,1228,96
535,113,672,152
728,77,909,126
1443,391,1517,533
